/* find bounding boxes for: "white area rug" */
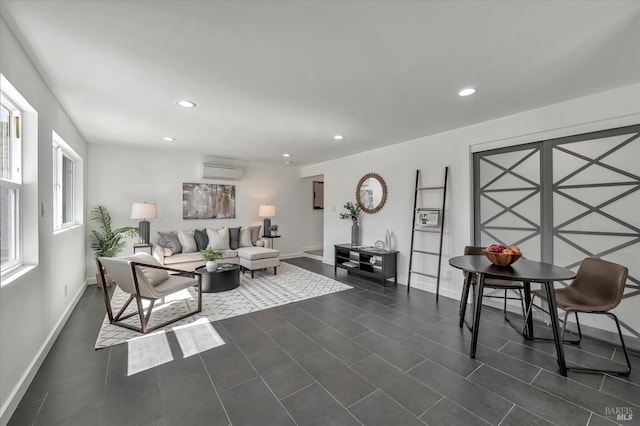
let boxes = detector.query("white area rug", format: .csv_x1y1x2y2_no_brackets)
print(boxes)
95,262,351,349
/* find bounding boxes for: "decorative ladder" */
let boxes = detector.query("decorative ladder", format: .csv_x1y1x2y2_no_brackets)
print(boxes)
407,167,448,300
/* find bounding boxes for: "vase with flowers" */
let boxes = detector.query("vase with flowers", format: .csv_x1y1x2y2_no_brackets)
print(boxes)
340,201,361,246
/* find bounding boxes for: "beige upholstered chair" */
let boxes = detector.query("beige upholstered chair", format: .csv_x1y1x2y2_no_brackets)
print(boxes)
97,253,202,334
526,257,631,375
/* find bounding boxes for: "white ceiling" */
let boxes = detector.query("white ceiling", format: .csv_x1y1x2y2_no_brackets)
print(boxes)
1,0,639,165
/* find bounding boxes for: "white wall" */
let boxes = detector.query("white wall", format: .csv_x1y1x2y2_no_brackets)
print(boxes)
85,145,323,279
0,17,88,425
302,83,640,337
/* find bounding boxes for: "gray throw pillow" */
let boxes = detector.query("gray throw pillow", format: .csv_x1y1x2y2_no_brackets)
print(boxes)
158,232,182,253
194,228,208,251
229,227,241,250
250,225,262,245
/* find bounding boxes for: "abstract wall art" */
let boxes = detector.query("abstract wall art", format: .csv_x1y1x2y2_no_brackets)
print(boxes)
183,183,236,219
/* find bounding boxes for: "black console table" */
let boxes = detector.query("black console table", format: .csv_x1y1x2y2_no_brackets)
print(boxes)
334,244,398,286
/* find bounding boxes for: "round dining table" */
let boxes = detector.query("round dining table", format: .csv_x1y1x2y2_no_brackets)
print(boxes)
449,255,576,376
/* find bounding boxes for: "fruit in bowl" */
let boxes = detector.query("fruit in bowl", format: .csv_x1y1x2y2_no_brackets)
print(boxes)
483,244,522,266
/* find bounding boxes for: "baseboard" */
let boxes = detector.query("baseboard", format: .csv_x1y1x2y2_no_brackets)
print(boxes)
0,280,87,426
303,252,323,262
280,253,303,260
301,245,323,252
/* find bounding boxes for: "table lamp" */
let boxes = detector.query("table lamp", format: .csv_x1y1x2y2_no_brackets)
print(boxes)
131,202,158,244
259,204,276,237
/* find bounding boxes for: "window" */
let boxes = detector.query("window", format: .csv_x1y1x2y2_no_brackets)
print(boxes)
53,131,79,231
1,92,22,272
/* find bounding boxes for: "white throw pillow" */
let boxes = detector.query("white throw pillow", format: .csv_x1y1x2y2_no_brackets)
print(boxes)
126,253,170,287
163,247,174,256
178,230,197,253
206,227,230,250
239,226,253,247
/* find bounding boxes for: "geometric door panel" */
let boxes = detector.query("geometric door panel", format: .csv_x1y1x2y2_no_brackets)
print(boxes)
474,143,541,261
552,128,640,300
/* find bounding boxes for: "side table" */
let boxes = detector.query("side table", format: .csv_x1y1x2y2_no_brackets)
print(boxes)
262,235,281,249
133,243,153,255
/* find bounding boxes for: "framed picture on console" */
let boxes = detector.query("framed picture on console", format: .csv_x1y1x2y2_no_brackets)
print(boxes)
416,208,440,228
183,183,236,219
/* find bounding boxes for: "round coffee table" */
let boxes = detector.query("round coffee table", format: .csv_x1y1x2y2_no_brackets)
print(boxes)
195,263,241,293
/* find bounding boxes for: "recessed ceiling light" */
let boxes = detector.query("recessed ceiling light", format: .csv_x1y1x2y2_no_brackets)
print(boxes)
282,153,291,158
176,99,197,108
458,88,476,97
333,135,344,140
163,137,175,142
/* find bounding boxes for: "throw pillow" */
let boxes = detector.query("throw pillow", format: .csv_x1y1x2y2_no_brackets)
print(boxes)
229,227,241,250
239,226,253,247
206,227,230,250
194,228,208,251
126,253,170,286
178,230,197,253
157,232,182,253
163,247,173,256
250,225,262,245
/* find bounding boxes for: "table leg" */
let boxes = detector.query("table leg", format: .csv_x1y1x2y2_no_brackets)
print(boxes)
544,280,567,376
523,281,534,338
459,273,472,328
470,273,485,358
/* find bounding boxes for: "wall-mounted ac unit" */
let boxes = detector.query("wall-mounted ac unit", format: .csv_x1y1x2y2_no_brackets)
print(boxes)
201,164,243,180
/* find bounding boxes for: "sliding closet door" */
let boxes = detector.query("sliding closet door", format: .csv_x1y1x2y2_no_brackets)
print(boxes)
474,124,639,337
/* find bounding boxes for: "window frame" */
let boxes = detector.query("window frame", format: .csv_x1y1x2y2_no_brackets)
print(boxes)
0,92,23,273
52,131,80,232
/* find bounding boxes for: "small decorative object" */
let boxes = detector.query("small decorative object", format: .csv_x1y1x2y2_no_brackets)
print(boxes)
200,248,224,271
340,201,361,246
374,240,385,250
483,244,522,266
269,224,279,236
417,208,441,228
369,257,376,265
385,229,392,250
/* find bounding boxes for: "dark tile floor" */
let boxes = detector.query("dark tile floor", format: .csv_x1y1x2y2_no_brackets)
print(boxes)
9,258,640,426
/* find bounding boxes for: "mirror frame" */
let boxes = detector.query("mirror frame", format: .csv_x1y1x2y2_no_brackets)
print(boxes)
356,173,387,214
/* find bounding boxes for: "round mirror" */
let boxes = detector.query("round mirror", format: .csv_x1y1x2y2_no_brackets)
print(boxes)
356,173,387,214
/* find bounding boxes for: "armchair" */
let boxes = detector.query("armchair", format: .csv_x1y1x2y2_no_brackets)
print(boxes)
97,253,202,334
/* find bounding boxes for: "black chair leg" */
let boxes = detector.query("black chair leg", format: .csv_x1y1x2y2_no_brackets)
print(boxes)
566,312,631,376
523,297,580,344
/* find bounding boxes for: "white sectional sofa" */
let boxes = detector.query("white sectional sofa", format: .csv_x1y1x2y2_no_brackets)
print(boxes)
152,225,280,277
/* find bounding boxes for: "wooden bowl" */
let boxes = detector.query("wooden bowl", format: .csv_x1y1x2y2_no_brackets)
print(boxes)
483,250,522,266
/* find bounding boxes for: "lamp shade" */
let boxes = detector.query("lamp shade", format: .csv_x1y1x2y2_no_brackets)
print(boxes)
131,202,158,220
258,205,276,218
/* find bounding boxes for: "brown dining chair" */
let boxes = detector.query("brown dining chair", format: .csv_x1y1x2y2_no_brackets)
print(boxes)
459,246,526,330
525,257,631,375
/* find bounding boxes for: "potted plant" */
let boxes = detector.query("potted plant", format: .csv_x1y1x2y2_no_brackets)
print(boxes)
200,248,224,271
269,224,279,236
89,205,139,287
340,201,361,246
